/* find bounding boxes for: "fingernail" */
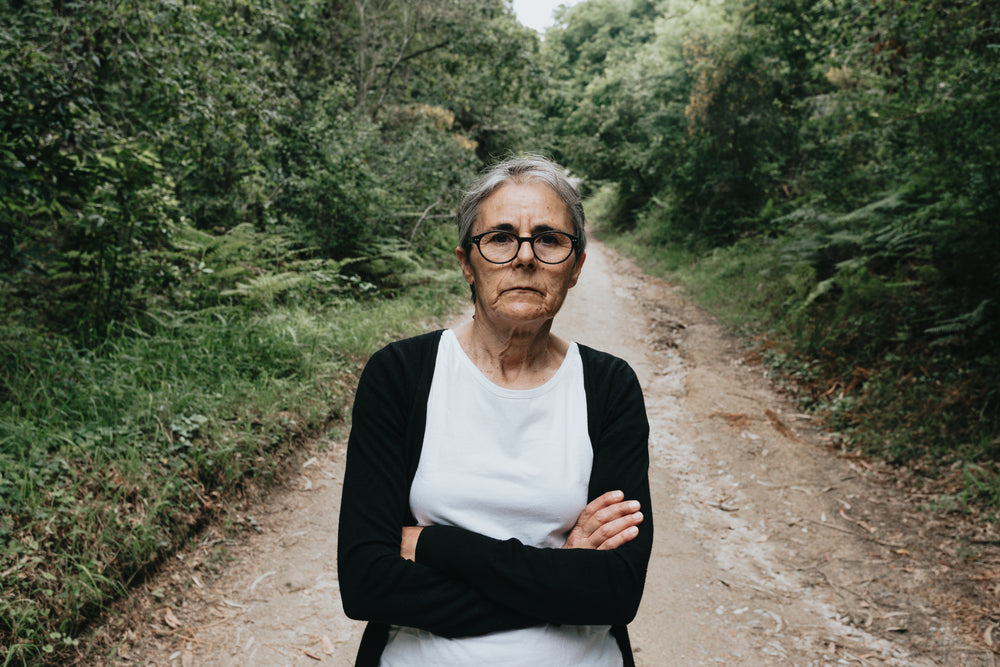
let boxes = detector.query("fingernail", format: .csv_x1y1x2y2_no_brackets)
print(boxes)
629,501,640,511
633,512,643,522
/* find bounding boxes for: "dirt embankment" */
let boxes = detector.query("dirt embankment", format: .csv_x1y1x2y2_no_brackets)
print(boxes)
85,241,998,666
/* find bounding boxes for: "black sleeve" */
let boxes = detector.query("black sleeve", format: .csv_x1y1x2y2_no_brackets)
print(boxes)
413,350,652,626
337,335,540,638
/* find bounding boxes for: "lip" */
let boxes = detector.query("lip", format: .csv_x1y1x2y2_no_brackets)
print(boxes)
504,287,542,294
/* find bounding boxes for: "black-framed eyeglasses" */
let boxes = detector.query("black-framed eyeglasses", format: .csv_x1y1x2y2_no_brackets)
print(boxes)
468,230,579,265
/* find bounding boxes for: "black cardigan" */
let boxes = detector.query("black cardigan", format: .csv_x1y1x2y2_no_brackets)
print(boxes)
337,330,653,666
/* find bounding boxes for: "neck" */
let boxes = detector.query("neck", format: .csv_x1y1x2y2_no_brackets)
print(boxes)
455,311,567,388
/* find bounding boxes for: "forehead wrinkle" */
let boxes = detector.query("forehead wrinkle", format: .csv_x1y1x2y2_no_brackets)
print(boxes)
476,183,573,234
484,222,560,234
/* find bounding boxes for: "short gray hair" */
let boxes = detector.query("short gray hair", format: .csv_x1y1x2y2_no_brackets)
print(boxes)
457,154,587,257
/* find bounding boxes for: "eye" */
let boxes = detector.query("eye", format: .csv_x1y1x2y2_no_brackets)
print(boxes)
485,231,515,246
535,232,561,246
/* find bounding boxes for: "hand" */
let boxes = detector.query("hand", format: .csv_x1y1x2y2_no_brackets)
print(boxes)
401,526,423,561
563,490,643,550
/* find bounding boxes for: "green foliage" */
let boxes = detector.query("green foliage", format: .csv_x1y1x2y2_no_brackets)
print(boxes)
1,2,182,338
554,0,1000,502
1,0,536,660
543,0,675,226
0,225,465,663
547,0,837,241
1,0,533,339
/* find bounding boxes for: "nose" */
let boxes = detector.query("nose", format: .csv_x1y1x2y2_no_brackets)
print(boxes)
514,236,536,265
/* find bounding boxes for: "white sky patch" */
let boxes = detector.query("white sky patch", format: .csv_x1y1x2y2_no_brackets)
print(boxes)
511,0,583,34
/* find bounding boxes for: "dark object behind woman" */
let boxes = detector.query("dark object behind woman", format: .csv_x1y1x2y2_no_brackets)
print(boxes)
337,154,653,666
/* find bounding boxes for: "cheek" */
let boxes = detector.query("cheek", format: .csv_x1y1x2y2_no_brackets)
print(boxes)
555,267,579,292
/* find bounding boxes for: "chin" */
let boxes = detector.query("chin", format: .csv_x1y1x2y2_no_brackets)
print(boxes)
484,295,560,323
499,308,553,324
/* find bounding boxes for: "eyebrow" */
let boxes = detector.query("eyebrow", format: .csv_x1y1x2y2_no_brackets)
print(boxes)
489,223,560,234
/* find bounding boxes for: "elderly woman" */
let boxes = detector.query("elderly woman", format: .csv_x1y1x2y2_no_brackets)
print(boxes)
338,154,652,666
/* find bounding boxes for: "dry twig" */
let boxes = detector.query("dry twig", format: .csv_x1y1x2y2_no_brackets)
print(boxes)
765,408,802,442
804,518,906,549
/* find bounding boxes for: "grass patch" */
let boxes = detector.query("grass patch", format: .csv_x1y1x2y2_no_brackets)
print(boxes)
0,258,465,665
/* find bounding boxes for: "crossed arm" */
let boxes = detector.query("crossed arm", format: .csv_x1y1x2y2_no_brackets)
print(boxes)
337,343,652,637
401,489,644,560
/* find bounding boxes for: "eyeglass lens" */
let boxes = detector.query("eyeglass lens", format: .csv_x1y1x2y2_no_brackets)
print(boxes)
477,231,574,264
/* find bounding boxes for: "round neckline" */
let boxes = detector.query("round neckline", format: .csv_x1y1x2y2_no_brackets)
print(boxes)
442,329,578,398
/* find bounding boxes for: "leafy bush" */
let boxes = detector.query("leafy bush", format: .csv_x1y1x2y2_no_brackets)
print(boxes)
555,0,999,507
0,219,467,663
2,1,529,658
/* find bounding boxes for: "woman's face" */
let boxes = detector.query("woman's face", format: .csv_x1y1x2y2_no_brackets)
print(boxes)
457,182,585,330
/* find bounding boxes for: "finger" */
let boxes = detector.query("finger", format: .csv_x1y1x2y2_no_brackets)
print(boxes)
597,524,640,551
581,499,641,535
592,500,641,524
573,491,624,531
579,490,625,519
590,510,644,549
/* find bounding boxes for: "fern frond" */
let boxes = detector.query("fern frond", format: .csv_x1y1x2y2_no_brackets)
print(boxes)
221,272,308,304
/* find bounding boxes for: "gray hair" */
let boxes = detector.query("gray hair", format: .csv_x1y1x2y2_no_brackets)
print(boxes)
457,154,587,257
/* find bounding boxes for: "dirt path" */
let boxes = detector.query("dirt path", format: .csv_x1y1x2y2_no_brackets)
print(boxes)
97,241,997,666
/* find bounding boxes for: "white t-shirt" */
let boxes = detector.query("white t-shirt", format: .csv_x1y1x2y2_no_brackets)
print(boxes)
379,330,622,666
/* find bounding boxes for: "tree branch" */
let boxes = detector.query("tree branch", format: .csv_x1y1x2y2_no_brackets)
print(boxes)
371,38,453,119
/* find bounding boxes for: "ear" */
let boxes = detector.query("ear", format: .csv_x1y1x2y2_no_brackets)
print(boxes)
456,246,475,286
568,251,586,289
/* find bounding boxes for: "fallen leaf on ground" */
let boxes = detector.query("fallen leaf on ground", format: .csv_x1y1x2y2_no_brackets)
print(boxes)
710,411,752,429
765,408,801,442
163,608,181,629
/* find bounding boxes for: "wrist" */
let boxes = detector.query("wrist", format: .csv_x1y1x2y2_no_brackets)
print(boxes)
401,525,423,561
